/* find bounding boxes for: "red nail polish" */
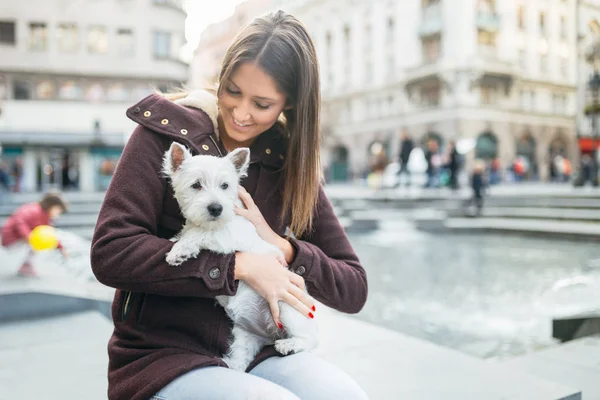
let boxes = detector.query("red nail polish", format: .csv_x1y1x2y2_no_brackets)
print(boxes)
277,323,283,329
311,305,316,312
308,312,314,319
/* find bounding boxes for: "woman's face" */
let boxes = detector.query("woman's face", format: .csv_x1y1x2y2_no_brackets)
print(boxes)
218,62,289,149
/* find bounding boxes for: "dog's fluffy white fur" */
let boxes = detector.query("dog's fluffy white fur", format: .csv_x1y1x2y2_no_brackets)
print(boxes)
163,143,318,371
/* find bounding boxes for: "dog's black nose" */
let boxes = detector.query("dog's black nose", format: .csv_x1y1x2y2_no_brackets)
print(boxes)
207,203,223,217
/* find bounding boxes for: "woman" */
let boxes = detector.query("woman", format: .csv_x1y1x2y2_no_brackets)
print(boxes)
91,11,368,400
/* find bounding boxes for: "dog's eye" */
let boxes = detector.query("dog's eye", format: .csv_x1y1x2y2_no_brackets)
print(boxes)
191,181,202,190
221,183,229,190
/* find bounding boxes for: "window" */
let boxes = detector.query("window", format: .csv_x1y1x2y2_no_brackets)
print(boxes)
561,57,568,77
85,83,105,102
517,5,525,30
344,25,352,85
153,31,171,59
519,50,527,69
107,83,129,102
387,19,395,78
13,80,31,100
29,22,47,51
116,28,134,56
422,35,441,63
480,85,495,105
539,12,546,36
421,84,440,106
58,23,78,52
478,30,496,46
36,80,56,99
363,25,371,83
325,32,333,87
58,80,83,100
0,21,16,45
540,54,548,73
520,90,526,109
560,16,567,39
88,25,108,54
422,0,440,7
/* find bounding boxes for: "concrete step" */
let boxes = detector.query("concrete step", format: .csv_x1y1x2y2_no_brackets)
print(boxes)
497,336,600,400
0,311,111,400
445,217,600,240
0,202,102,216
0,192,106,205
0,214,99,230
0,296,582,400
469,207,600,222
484,198,600,209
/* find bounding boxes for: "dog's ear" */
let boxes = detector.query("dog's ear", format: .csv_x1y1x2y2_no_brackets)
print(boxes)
163,142,191,176
226,148,250,178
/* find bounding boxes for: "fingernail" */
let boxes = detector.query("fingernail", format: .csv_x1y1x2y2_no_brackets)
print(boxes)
277,322,283,329
308,312,314,319
311,305,316,312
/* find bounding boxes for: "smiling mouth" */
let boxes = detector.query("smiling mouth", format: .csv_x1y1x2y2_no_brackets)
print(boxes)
232,116,253,128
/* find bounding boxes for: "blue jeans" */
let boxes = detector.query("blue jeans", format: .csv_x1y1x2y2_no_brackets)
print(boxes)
151,352,369,400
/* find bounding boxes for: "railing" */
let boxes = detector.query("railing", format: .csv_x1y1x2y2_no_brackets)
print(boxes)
476,11,500,32
419,3,442,37
151,0,185,13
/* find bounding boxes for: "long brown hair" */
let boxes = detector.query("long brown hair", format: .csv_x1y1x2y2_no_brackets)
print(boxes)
218,11,321,237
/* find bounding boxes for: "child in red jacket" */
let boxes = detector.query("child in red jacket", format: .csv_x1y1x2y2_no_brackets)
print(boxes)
1,192,68,277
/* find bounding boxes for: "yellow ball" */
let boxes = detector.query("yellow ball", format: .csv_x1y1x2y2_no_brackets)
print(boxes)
28,225,59,252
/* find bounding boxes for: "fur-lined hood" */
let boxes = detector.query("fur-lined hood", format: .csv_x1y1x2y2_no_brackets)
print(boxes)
126,90,287,168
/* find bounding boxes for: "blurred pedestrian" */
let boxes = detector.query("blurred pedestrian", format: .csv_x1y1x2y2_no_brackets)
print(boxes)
1,192,68,277
0,161,10,203
445,140,460,190
465,160,486,217
11,157,23,193
424,138,440,188
396,129,414,187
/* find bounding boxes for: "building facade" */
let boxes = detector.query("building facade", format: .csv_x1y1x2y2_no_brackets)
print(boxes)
577,0,600,155
277,0,579,181
0,0,187,192
189,0,275,89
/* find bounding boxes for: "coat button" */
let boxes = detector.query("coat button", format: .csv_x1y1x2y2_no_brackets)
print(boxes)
295,265,306,276
279,154,284,160
143,110,151,117
180,129,188,135
161,119,169,125
265,148,271,155
202,144,209,151
133,107,141,113
209,268,221,279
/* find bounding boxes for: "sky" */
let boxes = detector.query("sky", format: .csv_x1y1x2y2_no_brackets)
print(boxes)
181,0,247,61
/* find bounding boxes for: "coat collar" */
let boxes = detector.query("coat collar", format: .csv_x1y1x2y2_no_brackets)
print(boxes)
126,90,286,169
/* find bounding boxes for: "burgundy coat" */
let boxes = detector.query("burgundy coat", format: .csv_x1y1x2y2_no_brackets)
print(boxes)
91,92,368,400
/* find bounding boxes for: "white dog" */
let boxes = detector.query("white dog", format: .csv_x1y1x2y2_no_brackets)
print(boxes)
162,142,318,371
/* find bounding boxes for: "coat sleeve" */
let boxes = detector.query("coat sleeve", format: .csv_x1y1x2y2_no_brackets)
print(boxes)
287,186,368,314
90,126,238,297
12,212,32,240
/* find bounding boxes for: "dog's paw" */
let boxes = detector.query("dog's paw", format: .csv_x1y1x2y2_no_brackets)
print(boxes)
223,356,248,372
165,251,188,266
274,338,299,356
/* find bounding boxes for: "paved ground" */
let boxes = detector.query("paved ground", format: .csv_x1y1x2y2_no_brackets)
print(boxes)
324,182,600,200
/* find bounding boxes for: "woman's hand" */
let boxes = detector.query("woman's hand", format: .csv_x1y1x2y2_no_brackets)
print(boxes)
234,186,296,264
234,252,315,329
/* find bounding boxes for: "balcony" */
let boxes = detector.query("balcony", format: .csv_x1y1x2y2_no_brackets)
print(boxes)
469,46,516,94
403,60,452,97
419,4,442,37
476,11,500,32
152,0,185,14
